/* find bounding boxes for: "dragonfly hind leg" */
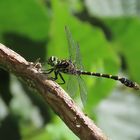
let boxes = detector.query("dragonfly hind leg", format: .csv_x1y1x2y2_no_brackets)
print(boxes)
58,72,65,84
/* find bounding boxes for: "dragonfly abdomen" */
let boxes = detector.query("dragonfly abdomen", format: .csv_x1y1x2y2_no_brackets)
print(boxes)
78,70,139,90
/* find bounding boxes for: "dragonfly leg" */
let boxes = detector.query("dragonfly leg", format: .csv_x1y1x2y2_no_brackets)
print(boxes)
49,70,59,81
45,70,58,81
43,68,54,74
46,70,65,84
58,73,65,84
42,68,58,81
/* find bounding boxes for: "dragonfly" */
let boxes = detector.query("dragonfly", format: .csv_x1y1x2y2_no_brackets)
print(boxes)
45,26,140,105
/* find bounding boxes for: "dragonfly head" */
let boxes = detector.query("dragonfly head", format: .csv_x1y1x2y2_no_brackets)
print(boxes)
47,56,58,66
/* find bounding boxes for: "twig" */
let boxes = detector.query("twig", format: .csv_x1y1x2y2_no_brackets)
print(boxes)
0,43,108,140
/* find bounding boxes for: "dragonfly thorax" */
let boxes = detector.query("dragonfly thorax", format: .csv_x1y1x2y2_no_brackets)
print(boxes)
47,56,78,74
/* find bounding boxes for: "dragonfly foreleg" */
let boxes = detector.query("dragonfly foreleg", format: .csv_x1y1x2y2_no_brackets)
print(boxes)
49,70,65,84
44,70,59,82
42,68,54,74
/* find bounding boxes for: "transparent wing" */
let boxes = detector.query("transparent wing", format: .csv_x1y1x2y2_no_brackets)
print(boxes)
65,26,84,70
67,75,79,97
77,76,87,106
65,26,77,62
65,26,87,105
75,42,84,70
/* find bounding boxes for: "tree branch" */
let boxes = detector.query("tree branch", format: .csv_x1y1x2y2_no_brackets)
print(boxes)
0,43,108,140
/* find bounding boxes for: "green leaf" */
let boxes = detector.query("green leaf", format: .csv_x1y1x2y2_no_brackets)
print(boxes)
105,18,140,84
0,0,49,40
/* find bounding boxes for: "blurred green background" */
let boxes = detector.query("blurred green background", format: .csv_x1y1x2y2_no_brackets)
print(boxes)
0,0,140,140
